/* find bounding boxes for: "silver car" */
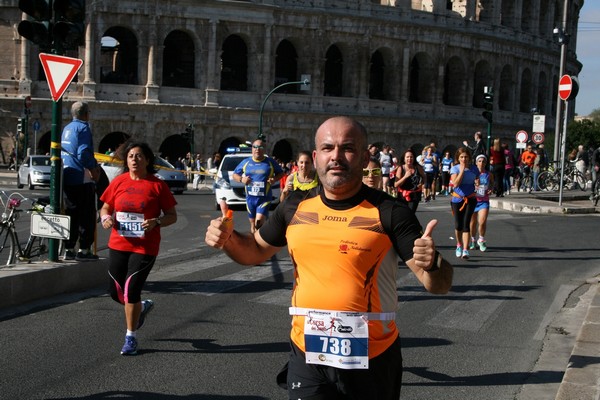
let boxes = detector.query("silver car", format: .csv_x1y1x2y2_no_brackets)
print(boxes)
101,156,187,194
17,155,51,190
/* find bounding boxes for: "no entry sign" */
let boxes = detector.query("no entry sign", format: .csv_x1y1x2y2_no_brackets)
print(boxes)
559,75,572,101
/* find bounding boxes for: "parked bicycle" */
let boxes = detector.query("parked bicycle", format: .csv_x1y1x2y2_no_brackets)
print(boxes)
536,161,587,192
0,191,54,266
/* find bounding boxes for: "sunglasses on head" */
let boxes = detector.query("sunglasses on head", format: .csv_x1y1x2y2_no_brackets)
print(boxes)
362,168,382,177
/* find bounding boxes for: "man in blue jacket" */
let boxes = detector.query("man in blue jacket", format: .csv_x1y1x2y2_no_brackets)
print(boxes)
61,101,101,260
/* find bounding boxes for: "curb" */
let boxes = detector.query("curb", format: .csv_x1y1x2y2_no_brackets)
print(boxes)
555,283,600,400
0,258,108,310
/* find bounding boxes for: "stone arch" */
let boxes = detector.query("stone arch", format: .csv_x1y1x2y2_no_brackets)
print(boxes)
473,60,493,107
519,68,533,113
369,48,394,101
217,137,243,158
159,134,194,162
163,30,195,88
501,0,517,28
537,71,548,114
100,27,139,84
443,56,466,106
98,132,131,155
408,52,434,104
274,39,299,94
220,34,248,91
37,131,52,155
272,139,294,164
324,44,343,97
479,0,495,24
499,65,514,111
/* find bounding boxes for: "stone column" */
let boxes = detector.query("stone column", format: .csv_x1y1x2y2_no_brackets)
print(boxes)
19,36,32,95
82,21,96,99
145,25,159,104
262,24,273,93
205,19,218,106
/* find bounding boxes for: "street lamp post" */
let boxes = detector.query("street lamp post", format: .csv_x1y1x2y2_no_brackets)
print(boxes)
258,79,310,139
553,0,570,163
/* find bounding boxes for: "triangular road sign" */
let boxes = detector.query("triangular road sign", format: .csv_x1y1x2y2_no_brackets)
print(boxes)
39,53,83,102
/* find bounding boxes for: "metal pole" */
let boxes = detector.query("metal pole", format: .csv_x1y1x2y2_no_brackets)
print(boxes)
258,79,310,138
558,100,569,206
553,0,569,163
48,98,62,261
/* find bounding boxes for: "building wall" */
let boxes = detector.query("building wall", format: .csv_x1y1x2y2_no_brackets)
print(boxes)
0,0,584,162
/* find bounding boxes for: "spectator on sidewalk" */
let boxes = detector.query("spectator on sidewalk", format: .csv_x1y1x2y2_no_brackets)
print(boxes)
61,101,102,261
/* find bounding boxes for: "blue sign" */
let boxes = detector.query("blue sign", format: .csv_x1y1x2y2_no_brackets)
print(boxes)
33,120,40,131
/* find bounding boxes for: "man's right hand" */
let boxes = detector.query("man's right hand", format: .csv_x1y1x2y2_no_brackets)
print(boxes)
206,199,234,249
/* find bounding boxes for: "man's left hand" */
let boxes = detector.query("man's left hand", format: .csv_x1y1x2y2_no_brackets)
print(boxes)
413,219,437,270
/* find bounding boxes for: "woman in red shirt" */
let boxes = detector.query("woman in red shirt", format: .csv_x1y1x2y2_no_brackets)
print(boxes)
100,142,177,356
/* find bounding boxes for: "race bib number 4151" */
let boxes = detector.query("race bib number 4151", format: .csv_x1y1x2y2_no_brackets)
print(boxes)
303,310,369,369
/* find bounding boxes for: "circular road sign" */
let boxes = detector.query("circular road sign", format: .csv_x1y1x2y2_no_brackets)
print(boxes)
532,132,545,144
559,75,572,101
516,130,528,143
24,96,32,109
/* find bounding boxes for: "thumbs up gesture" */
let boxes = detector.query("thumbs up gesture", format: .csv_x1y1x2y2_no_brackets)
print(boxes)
413,219,437,271
205,198,234,249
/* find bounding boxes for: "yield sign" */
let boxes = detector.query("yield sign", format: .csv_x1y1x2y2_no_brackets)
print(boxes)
39,53,83,102
558,74,572,101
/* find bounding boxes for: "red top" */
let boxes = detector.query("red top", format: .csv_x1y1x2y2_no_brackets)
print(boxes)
490,149,505,166
100,173,177,256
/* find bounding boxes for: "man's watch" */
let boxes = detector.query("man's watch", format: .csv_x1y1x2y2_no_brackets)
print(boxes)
155,217,162,226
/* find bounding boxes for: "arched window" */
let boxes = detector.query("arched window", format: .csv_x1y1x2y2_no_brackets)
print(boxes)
163,30,195,88
221,35,248,91
100,27,138,85
324,45,343,97
274,40,298,94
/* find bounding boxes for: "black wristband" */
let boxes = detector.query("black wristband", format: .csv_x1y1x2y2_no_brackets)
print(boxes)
426,251,441,272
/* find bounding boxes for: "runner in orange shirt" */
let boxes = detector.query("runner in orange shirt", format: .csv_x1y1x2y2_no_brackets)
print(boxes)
206,116,453,399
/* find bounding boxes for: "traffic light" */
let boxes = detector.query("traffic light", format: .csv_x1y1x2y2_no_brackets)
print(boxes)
53,0,85,50
482,89,493,123
17,0,52,49
17,118,24,133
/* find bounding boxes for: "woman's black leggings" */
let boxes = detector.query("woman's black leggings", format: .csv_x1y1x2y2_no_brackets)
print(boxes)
108,249,156,304
451,197,477,232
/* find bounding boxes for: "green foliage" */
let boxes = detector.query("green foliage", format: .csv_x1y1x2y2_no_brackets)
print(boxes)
566,118,600,153
588,108,600,123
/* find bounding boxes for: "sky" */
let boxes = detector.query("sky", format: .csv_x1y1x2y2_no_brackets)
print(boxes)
575,0,600,116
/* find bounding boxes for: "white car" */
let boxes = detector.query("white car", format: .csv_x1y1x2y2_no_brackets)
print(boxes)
101,156,187,194
17,155,51,190
213,150,280,210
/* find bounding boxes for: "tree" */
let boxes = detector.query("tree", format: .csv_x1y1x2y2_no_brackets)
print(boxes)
588,108,600,123
566,118,600,153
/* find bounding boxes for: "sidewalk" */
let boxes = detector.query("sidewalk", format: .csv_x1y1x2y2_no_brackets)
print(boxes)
0,169,598,399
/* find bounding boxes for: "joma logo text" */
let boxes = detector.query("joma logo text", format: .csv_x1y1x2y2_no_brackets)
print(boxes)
322,215,347,222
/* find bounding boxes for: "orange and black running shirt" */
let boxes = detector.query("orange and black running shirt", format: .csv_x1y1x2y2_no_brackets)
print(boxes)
259,185,423,358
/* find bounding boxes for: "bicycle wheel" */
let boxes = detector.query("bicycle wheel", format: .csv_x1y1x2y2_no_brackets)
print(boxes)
537,171,549,191
18,235,48,262
573,171,587,191
0,225,17,266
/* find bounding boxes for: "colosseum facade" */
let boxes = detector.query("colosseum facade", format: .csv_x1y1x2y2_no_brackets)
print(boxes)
0,0,584,162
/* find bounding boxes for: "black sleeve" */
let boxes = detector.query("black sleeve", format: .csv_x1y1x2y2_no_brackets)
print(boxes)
368,188,423,262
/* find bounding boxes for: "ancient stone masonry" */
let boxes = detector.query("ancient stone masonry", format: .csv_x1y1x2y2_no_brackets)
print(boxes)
0,0,583,162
